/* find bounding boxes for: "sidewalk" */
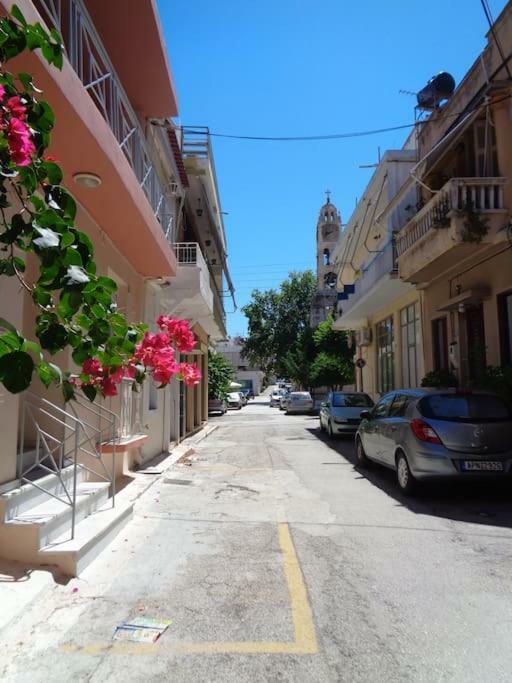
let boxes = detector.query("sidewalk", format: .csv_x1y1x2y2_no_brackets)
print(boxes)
0,422,218,635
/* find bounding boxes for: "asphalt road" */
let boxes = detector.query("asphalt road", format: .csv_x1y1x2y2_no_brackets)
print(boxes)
2,393,512,682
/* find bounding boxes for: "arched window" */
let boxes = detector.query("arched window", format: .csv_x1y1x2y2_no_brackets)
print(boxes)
324,272,337,289
323,248,330,265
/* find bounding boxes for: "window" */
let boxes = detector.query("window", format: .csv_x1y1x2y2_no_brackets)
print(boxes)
323,248,330,266
373,394,395,419
498,290,512,366
400,302,421,388
376,316,394,393
332,393,373,408
419,394,511,422
388,393,409,417
432,317,448,371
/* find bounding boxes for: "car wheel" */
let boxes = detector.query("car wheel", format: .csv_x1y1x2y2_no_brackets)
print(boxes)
396,452,416,495
356,437,371,468
328,421,335,438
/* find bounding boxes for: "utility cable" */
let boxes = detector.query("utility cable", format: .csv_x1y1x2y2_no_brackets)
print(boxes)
480,0,512,79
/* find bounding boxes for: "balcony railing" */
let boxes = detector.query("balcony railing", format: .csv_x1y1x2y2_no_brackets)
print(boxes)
174,242,208,270
33,0,175,243
396,177,506,257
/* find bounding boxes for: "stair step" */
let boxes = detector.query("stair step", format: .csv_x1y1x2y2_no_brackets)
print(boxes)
0,465,88,521
39,500,133,576
5,481,110,548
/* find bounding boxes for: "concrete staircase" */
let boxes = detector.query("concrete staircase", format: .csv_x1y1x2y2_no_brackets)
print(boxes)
0,465,132,576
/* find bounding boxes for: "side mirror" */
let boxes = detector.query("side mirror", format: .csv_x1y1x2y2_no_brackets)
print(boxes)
320,402,327,408
360,410,371,420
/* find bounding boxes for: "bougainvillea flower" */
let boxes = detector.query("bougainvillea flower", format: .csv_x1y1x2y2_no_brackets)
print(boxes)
82,358,103,377
6,95,27,120
178,362,202,386
157,316,196,353
7,116,35,166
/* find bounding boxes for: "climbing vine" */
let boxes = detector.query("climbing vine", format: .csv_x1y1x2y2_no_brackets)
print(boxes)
0,6,200,400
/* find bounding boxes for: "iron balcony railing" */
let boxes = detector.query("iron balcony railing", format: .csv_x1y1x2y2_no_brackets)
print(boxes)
33,0,175,243
396,177,506,257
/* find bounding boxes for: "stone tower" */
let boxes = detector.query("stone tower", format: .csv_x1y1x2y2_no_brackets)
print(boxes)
310,191,341,327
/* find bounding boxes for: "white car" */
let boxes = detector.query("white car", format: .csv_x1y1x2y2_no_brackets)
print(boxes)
227,392,243,410
285,391,314,414
270,389,285,407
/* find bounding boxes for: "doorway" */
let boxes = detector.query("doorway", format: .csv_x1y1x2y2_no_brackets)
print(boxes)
466,304,486,382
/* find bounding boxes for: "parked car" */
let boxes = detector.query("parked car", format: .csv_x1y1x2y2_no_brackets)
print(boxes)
356,389,512,495
279,391,291,411
238,391,248,406
270,389,285,407
227,392,243,410
208,398,227,415
320,392,374,437
285,391,314,414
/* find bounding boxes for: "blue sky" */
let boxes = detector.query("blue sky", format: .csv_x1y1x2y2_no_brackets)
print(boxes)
157,0,507,336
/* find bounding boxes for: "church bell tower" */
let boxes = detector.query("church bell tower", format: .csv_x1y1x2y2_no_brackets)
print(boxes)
310,191,341,326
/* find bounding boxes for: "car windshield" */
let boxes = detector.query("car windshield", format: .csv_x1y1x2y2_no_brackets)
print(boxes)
332,393,373,408
291,392,312,399
419,394,512,422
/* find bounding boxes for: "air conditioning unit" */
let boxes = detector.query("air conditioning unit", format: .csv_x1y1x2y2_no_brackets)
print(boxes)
355,327,372,346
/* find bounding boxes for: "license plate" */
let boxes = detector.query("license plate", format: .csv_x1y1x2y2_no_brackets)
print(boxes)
461,460,504,472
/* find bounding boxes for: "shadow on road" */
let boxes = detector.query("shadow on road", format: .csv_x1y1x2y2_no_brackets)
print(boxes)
306,426,512,530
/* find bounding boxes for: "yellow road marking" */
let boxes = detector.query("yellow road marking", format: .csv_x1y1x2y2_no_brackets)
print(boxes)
58,523,318,657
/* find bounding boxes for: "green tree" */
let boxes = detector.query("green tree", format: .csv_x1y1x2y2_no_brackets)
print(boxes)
242,271,316,377
208,349,233,399
281,327,316,390
310,316,354,389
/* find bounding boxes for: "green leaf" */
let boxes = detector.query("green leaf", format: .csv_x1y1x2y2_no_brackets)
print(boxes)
72,341,94,365
110,313,128,336
37,360,53,388
75,313,91,330
21,338,42,359
62,378,75,402
91,303,105,319
10,5,27,26
57,289,82,318
42,161,62,185
37,322,68,354
60,231,74,249
18,71,42,93
0,330,22,356
32,286,52,307
97,276,117,294
82,383,97,402
13,255,25,272
0,350,34,393
63,247,82,267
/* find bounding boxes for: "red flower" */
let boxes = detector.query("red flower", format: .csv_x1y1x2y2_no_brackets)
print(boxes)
101,375,118,397
7,117,35,166
178,362,202,387
157,316,196,353
6,96,27,120
82,358,103,377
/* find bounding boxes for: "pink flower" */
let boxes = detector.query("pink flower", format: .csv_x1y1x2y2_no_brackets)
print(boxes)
82,358,103,377
7,117,35,166
101,375,118,397
6,96,26,120
179,362,202,387
0,85,5,100
157,316,196,353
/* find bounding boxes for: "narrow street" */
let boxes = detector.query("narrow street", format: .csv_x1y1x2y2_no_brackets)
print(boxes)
3,395,512,682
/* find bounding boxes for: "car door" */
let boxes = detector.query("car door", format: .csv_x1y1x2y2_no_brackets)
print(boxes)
320,393,332,427
379,393,409,466
362,393,395,462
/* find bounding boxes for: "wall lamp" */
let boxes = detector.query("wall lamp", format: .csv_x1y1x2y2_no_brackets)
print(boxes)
73,172,102,189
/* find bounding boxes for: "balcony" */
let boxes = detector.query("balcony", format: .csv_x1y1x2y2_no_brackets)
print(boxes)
334,240,411,329
163,243,225,340
11,0,177,276
396,177,507,283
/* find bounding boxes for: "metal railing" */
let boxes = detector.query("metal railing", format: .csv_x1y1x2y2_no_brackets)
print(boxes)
174,242,208,270
33,0,175,243
396,177,507,256
18,392,117,540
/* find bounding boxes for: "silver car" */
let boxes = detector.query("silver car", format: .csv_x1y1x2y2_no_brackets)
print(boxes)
270,389,285,407
320,392,374,437
285,391,314,414
356,389,512,495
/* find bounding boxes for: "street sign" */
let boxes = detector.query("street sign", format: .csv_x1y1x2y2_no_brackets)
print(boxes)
355,358,366,369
